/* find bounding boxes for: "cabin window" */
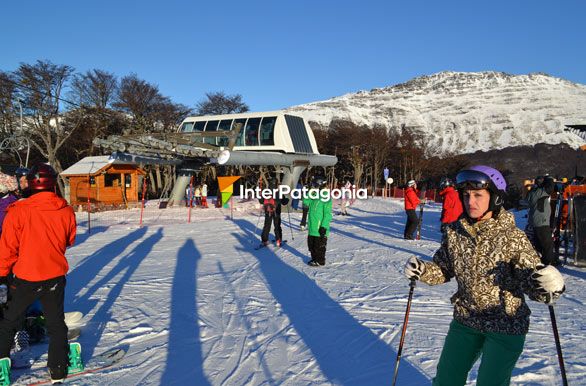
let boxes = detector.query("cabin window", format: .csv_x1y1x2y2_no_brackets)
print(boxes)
233,119,247,146
104,173,121,187
259,117,276,146
193,121,206,131
218,120,232,131
216,120,233,147
245,117,261,146
181,122,194,132
125,174,132,188
204,121,219,145
205,121,219,131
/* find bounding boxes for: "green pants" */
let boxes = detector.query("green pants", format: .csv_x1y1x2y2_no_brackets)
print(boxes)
433,320,526,386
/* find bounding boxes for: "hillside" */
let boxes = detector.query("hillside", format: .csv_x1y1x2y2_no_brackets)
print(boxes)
287,71,586,156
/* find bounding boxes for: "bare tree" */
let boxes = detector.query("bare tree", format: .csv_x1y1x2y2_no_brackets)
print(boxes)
70,69,118,109
13,60,77,193
114,74,167,132
195,91,249,115
0,71,18,134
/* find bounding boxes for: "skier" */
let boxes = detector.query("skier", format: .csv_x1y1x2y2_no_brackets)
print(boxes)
0,163,80,383
526,175,559,266
403,165,565,386
201,183,208,208
340,180,352,215
303,176,333,266
299,179,311,231
438,177,463,233
259,177,288,248
403,180,420,240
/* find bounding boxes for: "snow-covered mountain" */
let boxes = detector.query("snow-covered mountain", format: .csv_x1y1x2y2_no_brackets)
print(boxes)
287,71,586,156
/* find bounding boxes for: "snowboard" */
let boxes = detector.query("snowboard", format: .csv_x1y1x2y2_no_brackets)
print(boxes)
11,345,127,385
11,328,82,370
63,312,84,328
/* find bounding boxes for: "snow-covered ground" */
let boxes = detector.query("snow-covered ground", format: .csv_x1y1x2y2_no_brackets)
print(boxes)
16,198,586,385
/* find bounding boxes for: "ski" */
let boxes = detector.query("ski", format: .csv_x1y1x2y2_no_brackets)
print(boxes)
11,345,127,385
254,240,287,251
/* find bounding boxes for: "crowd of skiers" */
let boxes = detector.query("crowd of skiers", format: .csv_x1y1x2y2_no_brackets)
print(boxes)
0,161,571,385
185,182,208,208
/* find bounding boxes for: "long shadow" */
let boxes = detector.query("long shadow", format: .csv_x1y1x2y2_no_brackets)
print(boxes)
231,219,429,385
73,225,109,246
70,228,162,359
161,239,210,385
67,227,148,308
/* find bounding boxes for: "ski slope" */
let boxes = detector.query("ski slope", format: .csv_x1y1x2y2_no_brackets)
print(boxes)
30,198,585,385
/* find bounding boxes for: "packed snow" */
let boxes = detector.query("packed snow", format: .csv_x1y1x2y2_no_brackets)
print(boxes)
13,198,586,385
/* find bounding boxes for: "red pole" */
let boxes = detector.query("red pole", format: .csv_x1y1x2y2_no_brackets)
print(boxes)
87,174,91,234
188,175,194,223
139,176,148,227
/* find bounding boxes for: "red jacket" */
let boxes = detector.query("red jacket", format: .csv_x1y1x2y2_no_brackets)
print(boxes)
404,187,420,210
439,186,463,224
0,192,76,281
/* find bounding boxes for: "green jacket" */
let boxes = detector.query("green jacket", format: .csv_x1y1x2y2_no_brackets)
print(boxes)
302,196,333,237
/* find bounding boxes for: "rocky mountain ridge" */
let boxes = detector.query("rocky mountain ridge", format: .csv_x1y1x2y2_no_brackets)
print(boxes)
287,71,586,156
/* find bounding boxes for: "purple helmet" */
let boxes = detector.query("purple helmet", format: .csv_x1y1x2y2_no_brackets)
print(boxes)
456,165,507,215
455,165,506,193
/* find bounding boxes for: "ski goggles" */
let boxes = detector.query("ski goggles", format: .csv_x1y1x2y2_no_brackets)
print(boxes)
455,170,491,190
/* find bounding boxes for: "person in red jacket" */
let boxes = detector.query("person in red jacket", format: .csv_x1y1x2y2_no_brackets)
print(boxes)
404,180,421,239
439,177,463,232
0,163,77,383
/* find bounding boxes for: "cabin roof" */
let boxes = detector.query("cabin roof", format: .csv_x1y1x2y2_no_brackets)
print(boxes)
60,156,141,176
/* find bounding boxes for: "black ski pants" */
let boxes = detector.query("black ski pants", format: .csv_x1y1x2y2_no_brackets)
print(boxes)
0,276,68,368
404,209,419,240
261,211,282,243
534,225,556,265
308,235,328,265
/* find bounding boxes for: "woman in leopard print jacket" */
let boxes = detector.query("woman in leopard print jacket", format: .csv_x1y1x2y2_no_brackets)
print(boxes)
404,165,565,386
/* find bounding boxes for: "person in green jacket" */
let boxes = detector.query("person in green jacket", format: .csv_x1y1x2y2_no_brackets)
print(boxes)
302,176,333,267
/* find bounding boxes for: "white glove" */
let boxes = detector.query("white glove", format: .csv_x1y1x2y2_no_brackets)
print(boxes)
531,265,565,304
404,256,425,281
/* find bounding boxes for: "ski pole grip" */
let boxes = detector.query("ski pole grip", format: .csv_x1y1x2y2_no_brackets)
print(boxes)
409,278,417,289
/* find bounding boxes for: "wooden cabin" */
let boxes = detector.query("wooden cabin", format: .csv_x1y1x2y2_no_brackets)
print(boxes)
60,156,146,206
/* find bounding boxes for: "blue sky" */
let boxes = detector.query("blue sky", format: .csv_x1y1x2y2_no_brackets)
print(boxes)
1,0,584,111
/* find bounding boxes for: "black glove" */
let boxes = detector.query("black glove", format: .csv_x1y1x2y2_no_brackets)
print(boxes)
319,227,327,238
281,197,289,205
0,276,7,286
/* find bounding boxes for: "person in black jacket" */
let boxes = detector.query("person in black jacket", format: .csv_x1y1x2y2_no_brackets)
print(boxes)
259,177,288,247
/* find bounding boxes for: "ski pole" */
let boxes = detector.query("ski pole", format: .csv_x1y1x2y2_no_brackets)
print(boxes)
548,305,568,386
286,203,294,241
392,279,416,386
252,205,262,242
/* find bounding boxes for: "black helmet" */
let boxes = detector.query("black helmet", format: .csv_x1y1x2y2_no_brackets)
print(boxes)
311,176,327,188
439,177,453,190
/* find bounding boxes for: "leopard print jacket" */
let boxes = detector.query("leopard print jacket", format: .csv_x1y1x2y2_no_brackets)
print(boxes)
420,210,552,335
